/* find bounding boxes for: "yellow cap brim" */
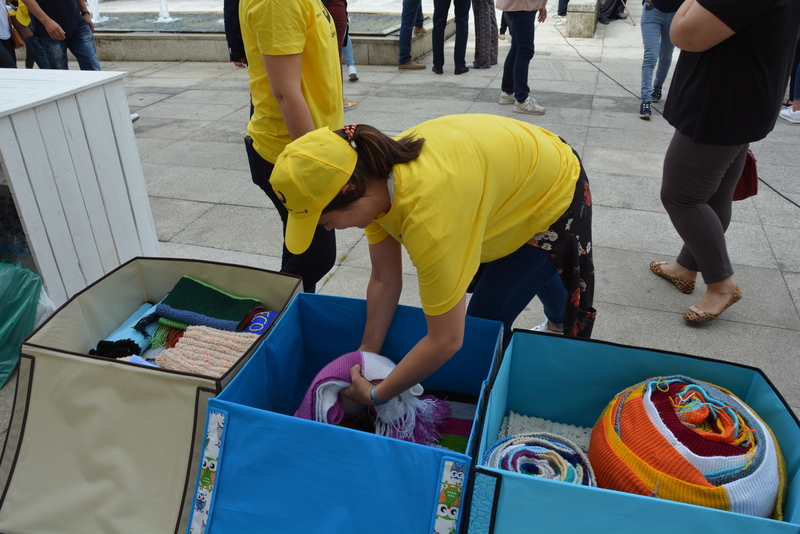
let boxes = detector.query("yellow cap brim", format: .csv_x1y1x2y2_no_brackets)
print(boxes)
284,210,323,255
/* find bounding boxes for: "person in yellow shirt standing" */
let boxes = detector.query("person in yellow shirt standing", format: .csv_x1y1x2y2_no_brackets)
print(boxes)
241,0,344,292
269,114,596,407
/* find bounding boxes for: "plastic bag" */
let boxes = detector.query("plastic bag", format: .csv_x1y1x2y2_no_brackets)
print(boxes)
0,259,42,389
33,284,57,330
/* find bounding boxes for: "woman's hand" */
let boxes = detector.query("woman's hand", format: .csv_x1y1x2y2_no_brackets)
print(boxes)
341,364,378,405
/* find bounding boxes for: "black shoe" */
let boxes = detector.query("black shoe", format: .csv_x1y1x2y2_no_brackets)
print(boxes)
652,85,662,103
615,11,628,19
432,66,443,74
598,17,610,24
454,66,469,75
639,100,651,120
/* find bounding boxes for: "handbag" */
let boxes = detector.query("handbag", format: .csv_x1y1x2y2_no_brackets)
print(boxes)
9,25,24,49
732,149,758,201
10,14,33,41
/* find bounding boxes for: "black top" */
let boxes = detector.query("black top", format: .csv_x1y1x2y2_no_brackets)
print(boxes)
223,0,245,63
31,0,85,38
663,0,800,145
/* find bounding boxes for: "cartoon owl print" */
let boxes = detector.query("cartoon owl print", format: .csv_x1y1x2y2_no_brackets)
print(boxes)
199,457,217,490
195,491,208,512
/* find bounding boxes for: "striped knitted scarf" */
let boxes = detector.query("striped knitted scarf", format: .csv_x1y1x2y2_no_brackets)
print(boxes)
90,303,159,358
589,375,787,518
484,432,596,486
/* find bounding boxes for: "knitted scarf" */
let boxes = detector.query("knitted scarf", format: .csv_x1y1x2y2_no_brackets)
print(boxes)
155,325,259,377
294,351,450,446
589,375,787,519
484,432,596,486
135,276,262,333
90,303,159,358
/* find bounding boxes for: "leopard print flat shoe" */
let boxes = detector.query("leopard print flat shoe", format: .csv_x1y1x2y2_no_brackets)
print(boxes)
683,286,742,323
649,261,695,294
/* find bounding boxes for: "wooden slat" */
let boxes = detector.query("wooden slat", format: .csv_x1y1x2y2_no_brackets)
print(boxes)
104,80,161,257
58,95,120,274
0,117,67,305
75,86,142,263
14,107,86,297
37,99,106,287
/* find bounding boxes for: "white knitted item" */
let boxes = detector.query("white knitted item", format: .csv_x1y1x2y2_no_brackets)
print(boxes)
156,326,258,377
499,411,592,454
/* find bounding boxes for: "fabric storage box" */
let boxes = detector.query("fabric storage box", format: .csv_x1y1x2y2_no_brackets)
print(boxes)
0,257,301,534
188,293,504,534
468,331,800,534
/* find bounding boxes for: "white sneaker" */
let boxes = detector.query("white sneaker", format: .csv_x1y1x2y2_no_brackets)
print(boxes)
530,320,563,334
514,97,546,115
348,65,358,81
499,92,515,105
779,107,800,124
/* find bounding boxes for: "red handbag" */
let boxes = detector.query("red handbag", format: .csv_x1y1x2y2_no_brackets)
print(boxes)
732,149,758,201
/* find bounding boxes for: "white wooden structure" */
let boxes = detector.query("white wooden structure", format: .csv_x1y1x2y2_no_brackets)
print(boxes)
0,70,159,306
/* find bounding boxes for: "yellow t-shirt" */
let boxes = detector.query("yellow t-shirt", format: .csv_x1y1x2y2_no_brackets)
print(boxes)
241,0,344,162
365,114,581,316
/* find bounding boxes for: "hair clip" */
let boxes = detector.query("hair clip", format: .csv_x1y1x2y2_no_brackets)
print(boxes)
343,124,357,148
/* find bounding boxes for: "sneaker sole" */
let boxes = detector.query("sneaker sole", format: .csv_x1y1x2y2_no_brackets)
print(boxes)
780,114,800,124
499,100,515,105
640,115,650,120
348,74,358,81
514,108,545,115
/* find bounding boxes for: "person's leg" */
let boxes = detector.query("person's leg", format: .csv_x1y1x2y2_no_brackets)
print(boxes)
509,10,535,102
557,0,569,16
653,11,676,89
598,0,619,21
26,33,51,68
36,34,68,69
342,34,355,66
639,6,658,102
660,130,746,314
398,0,419,64
500,12,518,94
453,0,470,69
537,272,567,328
415,1,425,27
467,243,564,348
66,23,101,71
245,137,336,293
0,39,15,68
787,37,800,104
431,0,449,70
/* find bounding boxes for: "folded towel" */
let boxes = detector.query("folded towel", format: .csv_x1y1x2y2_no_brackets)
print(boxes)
90,303,159,358
242,311,278,336
156,325,259,377
136,276,262,333
589,375,787,519
484,432,596,486
294,351,450,446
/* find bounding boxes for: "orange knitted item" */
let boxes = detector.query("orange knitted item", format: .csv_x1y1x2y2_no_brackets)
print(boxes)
156,326,259,378
588,376,787,519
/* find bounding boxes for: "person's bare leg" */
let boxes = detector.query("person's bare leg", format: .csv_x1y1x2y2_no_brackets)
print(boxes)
658,261,697,282
693,276,739,315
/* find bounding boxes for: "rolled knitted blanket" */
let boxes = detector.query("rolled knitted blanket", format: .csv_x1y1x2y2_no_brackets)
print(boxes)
136,276,262,333
294,351,450,446
156,325,259,377
90,303,159,358
589,375,787,519
484,432,596,486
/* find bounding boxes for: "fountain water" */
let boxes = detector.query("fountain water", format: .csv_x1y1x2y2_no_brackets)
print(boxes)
86,0,108,23
156,0,179,23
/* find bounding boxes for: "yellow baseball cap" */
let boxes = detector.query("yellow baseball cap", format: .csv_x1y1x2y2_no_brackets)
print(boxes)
271,127,357,255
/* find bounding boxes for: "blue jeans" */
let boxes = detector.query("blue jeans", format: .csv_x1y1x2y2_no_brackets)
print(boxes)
640,6,675,102
244,136,336,293
501,10,536,102
342,35,355,66
467,243,567,348
38,21,100,71
432,0,470,69
398,0,424,65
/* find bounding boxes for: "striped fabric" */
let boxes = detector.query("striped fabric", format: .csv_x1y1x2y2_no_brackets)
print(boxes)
589,375,787,519
484,432,596,486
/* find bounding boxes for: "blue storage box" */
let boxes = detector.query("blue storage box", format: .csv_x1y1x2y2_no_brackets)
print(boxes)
188,293,504,534
468,330,800,534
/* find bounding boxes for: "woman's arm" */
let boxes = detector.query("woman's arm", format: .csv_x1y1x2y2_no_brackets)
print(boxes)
344,296,467,404
670,0,735,52
262,53,316,140
359,236,403,354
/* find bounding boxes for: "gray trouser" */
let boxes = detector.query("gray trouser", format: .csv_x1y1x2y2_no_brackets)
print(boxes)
660,130,748,284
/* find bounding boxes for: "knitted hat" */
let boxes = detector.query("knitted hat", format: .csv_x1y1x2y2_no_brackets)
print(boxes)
270,127,357,255
294,351,450,446
588,375,787,519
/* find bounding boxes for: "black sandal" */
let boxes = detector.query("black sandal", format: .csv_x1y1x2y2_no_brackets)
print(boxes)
783,99,794,107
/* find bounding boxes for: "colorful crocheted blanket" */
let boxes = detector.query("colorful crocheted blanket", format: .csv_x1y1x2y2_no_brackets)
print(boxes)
484,432,596,486
589,375,787,518
90,303,159,358
294,351,450,446
137,276,262,333
155,325,259,377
